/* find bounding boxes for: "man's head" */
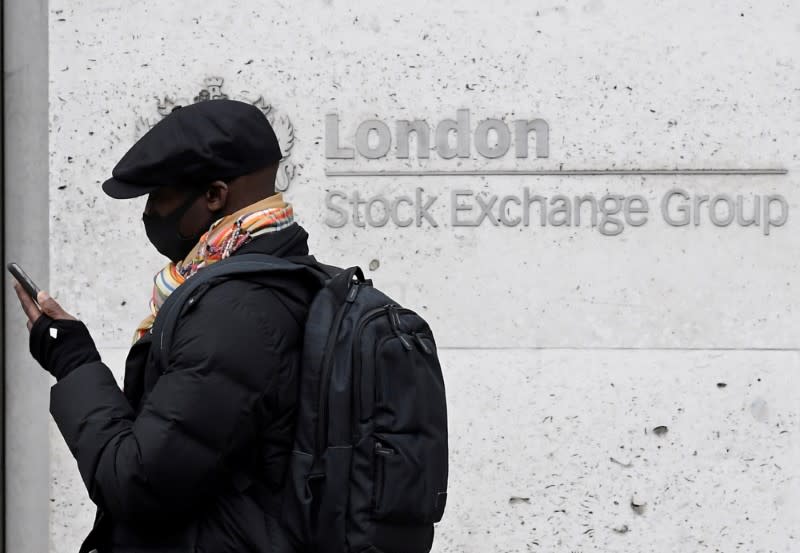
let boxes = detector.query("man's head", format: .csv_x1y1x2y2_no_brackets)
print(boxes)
140,163,279,262
102,99,283,261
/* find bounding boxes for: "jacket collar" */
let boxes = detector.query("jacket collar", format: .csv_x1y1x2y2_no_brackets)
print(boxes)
233,221,310,259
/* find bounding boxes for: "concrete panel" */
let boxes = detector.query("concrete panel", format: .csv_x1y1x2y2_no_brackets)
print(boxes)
436,349,799,553
37,1,800,552
46,0,799,351
49,348,800,552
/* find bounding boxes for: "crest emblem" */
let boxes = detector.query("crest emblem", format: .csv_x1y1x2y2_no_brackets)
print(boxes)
135,77,296,192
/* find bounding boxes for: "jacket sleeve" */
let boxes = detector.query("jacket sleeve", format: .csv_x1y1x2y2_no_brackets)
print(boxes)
49,287,293,525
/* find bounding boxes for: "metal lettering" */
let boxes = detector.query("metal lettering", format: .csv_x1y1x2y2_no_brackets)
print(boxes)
366,197,390,227
435,109,470,159
515,119,549,158
325,113,354,159
324,191,349,227
355,120,391,159
474,119,511,159
498,195,521,226
475,194,500,226
548,195,571,226
693,194,709,226
661,188,691,226
349,190,367,228
451,189,479,227
598,194,624,236
391,196,414,227
764,195,788,235
626,196,649,227
573,195,598,228
709,194,735,226
523,188,547,226
736,194,760,227
396,120,431,159
416,188,439,227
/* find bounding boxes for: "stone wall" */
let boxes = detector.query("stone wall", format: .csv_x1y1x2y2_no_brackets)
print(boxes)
6,0,799,551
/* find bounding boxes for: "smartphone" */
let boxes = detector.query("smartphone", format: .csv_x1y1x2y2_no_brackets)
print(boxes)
7,262,42,300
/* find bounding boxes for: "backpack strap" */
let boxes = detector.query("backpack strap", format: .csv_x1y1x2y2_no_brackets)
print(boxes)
149,253,322,371
284,254,342,283
287,255,368,302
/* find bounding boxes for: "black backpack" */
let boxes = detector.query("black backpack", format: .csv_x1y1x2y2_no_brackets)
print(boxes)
151,253,449,553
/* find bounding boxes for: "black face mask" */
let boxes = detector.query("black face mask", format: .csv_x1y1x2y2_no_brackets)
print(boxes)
142,189,214,263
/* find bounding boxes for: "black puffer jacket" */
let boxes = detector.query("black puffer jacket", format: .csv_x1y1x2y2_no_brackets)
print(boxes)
50,224,320,553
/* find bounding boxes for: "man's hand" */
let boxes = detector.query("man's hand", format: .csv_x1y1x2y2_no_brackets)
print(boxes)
14,283,77,331
13,283,100,380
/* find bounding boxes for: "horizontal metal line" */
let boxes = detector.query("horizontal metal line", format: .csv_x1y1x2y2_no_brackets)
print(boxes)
325,168,789,177
438,346,800,352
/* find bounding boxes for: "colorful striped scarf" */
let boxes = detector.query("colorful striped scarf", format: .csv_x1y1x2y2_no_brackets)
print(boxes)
134,193,294,343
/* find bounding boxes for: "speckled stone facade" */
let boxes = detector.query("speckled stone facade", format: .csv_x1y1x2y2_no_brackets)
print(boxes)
34,1,800,552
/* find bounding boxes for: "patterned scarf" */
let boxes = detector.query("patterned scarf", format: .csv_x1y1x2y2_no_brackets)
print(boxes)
134,193,294,343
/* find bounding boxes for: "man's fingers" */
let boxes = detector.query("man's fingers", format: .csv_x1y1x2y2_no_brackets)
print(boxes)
36,291,77,321
12,284,77,324
14,282,42,324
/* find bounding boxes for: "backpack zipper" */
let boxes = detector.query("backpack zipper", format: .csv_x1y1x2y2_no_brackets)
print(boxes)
372,440,396,512
387,305,413,351
351,305,394,433
315,283,360,460
412,332,434,355
352,305,415,433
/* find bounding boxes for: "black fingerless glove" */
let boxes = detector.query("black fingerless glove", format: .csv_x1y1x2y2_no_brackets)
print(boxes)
29,315,101,380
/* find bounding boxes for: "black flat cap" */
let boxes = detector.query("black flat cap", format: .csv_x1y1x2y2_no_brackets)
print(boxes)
102,99,283,199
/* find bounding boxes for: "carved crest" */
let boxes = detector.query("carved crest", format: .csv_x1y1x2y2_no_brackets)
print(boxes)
135,77,296,191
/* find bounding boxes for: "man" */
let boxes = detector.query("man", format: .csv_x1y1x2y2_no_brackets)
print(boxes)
14,99,318,552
